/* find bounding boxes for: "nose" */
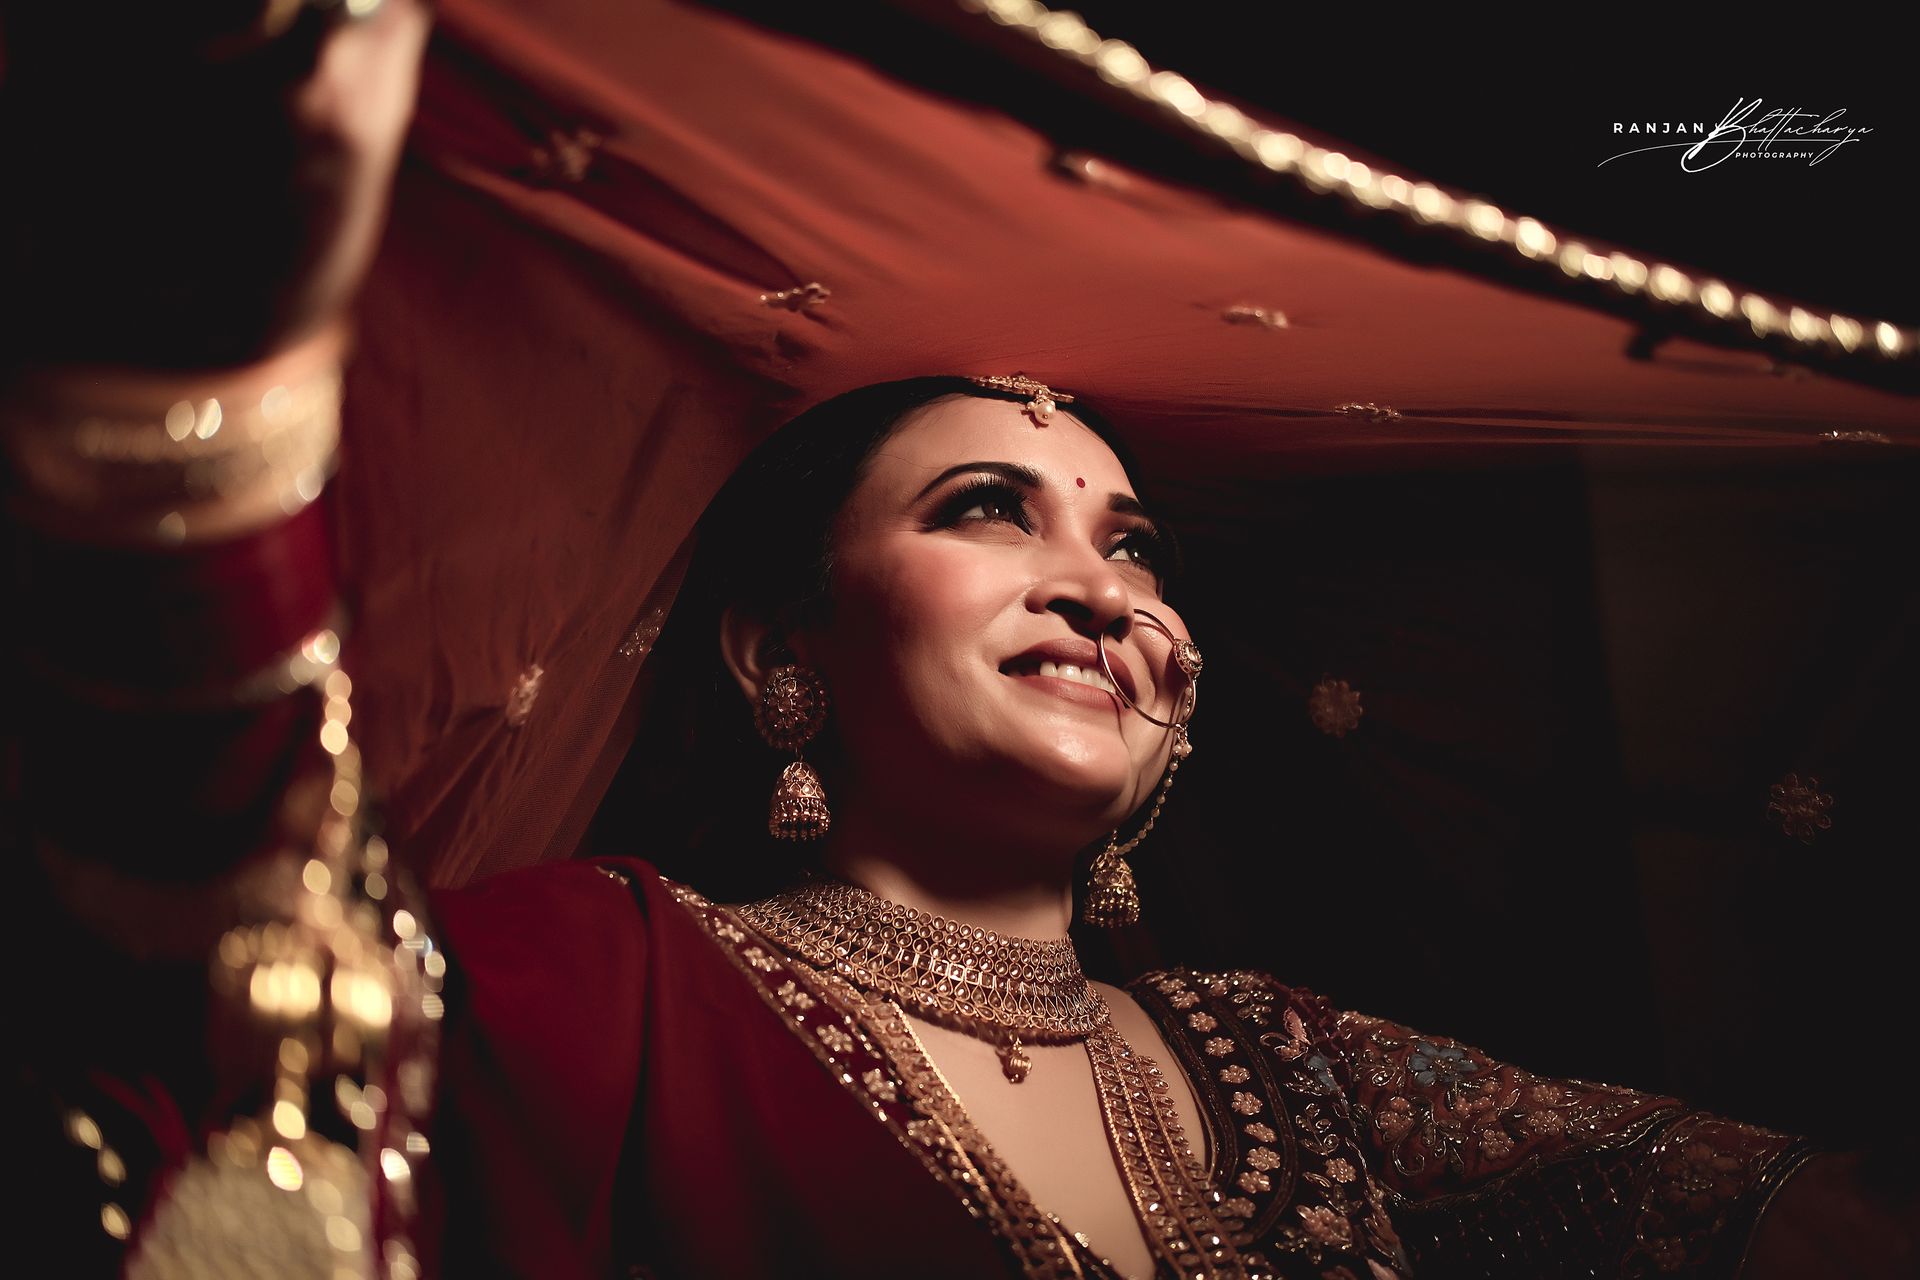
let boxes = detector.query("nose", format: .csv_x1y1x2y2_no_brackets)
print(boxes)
1033,540,1135,645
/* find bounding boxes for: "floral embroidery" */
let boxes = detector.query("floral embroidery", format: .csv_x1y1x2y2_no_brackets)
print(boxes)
713,922,746,943
1375,1097,1414,1144
740,945,778,972
1525,1109,1565,1135
1297,1204,1354,1247
1123,967,1807,1280
1767,773,1833,843
1297,1052,1341,1095
1669,1140,1749,1214
1308,678,1365,737
774,980,816,1011
1622,1114,1814,1275
816,1024,854,1054
1404,1040,1472,1087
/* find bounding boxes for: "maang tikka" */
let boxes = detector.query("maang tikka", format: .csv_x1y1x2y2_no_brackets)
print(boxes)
1084,610,1203,928
755,663,831,840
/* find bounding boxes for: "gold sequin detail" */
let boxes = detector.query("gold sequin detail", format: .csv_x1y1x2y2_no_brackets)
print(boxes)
1223,304,1290,330
862,1069,898,1102
504,664,545,728
530,127,604,182
759,281,831,310
1334,402,1403,424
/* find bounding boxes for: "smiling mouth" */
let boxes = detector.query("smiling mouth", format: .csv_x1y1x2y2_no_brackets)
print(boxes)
1000,657,1120,697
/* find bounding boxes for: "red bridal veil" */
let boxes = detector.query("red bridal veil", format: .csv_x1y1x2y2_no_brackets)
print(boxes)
338,0,1914,1134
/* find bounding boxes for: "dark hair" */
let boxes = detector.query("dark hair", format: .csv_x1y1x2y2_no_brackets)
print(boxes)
588,377,1177,898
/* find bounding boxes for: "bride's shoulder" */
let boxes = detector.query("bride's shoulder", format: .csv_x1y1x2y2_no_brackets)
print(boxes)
427,855,668,981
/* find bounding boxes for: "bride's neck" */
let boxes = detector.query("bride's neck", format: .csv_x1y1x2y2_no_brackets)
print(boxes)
820,800,1079,942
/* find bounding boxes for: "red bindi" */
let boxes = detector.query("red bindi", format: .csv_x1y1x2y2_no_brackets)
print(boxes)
1075,476,1086,488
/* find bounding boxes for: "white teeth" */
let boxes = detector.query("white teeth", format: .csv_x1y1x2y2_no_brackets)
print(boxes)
1033,659,1116,694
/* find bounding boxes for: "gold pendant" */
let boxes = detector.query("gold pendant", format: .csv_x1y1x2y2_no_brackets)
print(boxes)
998,1036,1032,1083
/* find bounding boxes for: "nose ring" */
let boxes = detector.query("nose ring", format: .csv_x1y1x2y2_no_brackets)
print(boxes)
1096,607,1200,729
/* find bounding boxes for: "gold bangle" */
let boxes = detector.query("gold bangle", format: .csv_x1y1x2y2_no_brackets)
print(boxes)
2,328,347,547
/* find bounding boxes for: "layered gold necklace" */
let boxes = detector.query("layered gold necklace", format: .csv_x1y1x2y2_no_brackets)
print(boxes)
739,878,1099,1082
738,878,1252,1276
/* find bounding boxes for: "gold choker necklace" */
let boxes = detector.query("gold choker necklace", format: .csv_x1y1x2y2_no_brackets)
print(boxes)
739,879,1097,1082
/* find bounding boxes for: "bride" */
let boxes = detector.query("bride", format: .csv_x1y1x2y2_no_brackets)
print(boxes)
428,374,1834,1280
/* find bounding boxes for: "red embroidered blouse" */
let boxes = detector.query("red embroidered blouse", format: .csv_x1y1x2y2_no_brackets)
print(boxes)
426,858,1811,1279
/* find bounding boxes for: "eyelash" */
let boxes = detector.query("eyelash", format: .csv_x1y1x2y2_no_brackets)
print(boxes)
931,478,1172,581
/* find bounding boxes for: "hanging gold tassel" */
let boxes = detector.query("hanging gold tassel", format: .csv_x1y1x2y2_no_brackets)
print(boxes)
769,759,831,841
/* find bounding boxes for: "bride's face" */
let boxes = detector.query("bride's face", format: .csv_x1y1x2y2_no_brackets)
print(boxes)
806,394,1193,845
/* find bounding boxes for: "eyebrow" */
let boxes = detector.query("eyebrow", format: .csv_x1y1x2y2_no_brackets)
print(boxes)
912,460,1154,524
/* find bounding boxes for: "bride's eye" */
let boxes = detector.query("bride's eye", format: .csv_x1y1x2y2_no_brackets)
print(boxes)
1106,525,1169,574
933,479,1033,531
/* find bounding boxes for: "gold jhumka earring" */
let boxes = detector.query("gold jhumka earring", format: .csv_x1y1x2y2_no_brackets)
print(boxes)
1085,611,1203,928
755,663,831,840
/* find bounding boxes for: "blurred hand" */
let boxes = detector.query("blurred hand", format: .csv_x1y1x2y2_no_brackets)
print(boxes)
0,0,432,373
1743,1152,1919,1279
